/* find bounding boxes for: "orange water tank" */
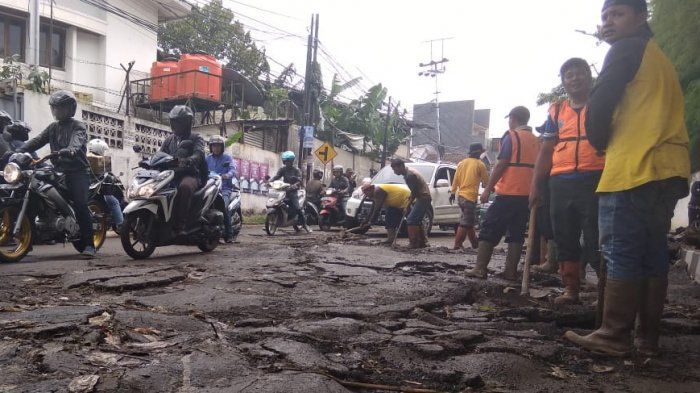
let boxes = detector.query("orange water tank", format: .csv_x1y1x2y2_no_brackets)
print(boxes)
178,53,222,101
150,59,179,101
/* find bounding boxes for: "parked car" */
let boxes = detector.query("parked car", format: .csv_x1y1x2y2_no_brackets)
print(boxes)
345,162,462,234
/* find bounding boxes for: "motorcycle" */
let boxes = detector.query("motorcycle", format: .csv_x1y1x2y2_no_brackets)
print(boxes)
120,147,225,259
91,171,127,234
0,152,109,263
226,181,243,241
264,180,311,235
318,188,346,231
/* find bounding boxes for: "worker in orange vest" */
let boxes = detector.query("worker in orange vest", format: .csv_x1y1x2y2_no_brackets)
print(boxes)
465,106,540,280
530,58,604,305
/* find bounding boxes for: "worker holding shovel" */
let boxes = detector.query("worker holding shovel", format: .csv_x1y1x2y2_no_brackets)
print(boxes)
359,184,410,246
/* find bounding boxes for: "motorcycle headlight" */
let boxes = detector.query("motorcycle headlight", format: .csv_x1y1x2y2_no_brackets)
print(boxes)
3,163,21,184
138,184,156,198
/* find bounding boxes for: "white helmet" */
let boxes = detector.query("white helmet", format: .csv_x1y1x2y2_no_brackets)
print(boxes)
332,165,344,172
88,139,109,156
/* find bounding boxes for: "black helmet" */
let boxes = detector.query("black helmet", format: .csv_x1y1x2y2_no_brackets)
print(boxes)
6,121,31,142
168,105,194,122
0,110,12,129
49,90,78,117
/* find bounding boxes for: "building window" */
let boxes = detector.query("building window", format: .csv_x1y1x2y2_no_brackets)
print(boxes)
40,24,65,69
0,14,25,60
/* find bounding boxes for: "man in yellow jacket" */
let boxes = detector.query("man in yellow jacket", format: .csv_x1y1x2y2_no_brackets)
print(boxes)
565,0,690,357
360,183,411,245
450,143,489,250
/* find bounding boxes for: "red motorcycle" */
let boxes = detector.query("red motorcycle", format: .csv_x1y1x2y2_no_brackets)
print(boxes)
318,188,345,231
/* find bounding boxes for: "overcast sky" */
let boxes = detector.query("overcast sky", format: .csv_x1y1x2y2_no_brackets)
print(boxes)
212,0,611,137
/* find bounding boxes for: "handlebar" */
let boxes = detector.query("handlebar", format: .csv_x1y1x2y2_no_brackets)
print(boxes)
32,152,58,166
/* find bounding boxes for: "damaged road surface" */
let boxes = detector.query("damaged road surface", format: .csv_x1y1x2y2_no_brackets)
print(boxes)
1,229,699,392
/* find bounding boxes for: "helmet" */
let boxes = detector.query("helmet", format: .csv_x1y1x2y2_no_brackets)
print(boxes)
168,105,194,122
88,139,109,156
312,169,323,179
6,121,30,142
0,110,12,129
281,151,295,162
332,165,343,173
49,90,77,117
208,135,225,146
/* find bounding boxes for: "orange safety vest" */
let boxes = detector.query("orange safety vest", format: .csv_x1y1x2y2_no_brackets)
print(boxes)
549,101,605,176
495,127,539,196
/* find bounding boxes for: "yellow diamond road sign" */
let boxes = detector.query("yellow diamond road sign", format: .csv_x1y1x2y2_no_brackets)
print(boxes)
314,142,337,165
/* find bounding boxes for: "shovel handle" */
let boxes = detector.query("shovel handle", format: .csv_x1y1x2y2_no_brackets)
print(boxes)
521,206,538,296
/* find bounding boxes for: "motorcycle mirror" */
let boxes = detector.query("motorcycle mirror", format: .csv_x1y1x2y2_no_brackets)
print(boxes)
133,145,143,153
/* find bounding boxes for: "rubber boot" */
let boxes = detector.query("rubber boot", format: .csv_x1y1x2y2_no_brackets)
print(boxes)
564,279,642,357
383,227,398,246
503,243,522,281
419,226,429,248
554,261,581,305
407,226,422,249
453,226,468,250
635,277,668,356
533,240,558,273
466,227,479,249
465,241,494,279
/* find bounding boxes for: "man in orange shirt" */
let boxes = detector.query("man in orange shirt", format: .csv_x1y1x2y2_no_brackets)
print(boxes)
465,107,539,280
450,143,489,250
530,58,604,305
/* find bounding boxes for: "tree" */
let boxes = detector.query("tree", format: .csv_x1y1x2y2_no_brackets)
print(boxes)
650,0,700,172
158,0,269,80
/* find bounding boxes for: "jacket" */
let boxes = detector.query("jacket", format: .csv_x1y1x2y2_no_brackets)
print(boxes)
160,132,207,184
549,101,605,176
20,119,89,173
495,127,539,196
586,30,690,192
206,153,237,191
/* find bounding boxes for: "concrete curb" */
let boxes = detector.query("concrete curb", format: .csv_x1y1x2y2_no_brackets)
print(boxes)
680,247,700,284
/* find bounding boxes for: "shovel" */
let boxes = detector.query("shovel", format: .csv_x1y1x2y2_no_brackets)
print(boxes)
521,206,538,296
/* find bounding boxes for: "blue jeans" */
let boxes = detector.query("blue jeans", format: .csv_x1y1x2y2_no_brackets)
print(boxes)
599,178,688,280
104,195,123,226
406,198,430,226
65,172,94,248
222,190,233,237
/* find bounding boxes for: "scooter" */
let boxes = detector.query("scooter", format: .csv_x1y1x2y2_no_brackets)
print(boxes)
120,145,225,259
264,180,309,235
318,188,346,231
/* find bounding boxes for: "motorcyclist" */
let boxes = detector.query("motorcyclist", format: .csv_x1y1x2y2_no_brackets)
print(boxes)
18,90,96,258
159,105,207,236
305,169,325,206
345,168,357,191
87,138,124,232
329,165,351,220
270,151,311,233
206,135,237,243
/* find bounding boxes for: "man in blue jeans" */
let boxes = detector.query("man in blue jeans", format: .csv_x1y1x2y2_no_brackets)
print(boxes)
206,135,237,243
391,159,431,249
564,0,690,357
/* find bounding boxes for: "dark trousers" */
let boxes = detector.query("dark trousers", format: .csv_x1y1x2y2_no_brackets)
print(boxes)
175,176,198,227
65,172,94,248
479,195,529,244
287,191,306,226
550,174,601,269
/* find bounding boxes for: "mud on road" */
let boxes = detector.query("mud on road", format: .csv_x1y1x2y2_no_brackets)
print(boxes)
0,227,699,392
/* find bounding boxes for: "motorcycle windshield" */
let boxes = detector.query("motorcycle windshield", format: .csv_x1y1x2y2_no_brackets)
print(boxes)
143,152,175,169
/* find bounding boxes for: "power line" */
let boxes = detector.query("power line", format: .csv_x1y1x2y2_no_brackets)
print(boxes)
223,0,304,22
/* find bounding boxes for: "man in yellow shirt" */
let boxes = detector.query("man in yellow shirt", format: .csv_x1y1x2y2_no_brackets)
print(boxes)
565,0,690,357
360,183,410,245
449,143,489,250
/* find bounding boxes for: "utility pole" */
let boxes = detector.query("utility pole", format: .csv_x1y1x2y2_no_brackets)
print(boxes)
118,61,135,115
380,97,392,168
418,37,452,161
299,14,320,180
28,0,41,66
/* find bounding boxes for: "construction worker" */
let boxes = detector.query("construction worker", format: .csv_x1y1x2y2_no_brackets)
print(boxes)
359,183,411,245
391,158,431,249
465,106,539,280
450,142,490,250
565,0,690,357
529,58,604,305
